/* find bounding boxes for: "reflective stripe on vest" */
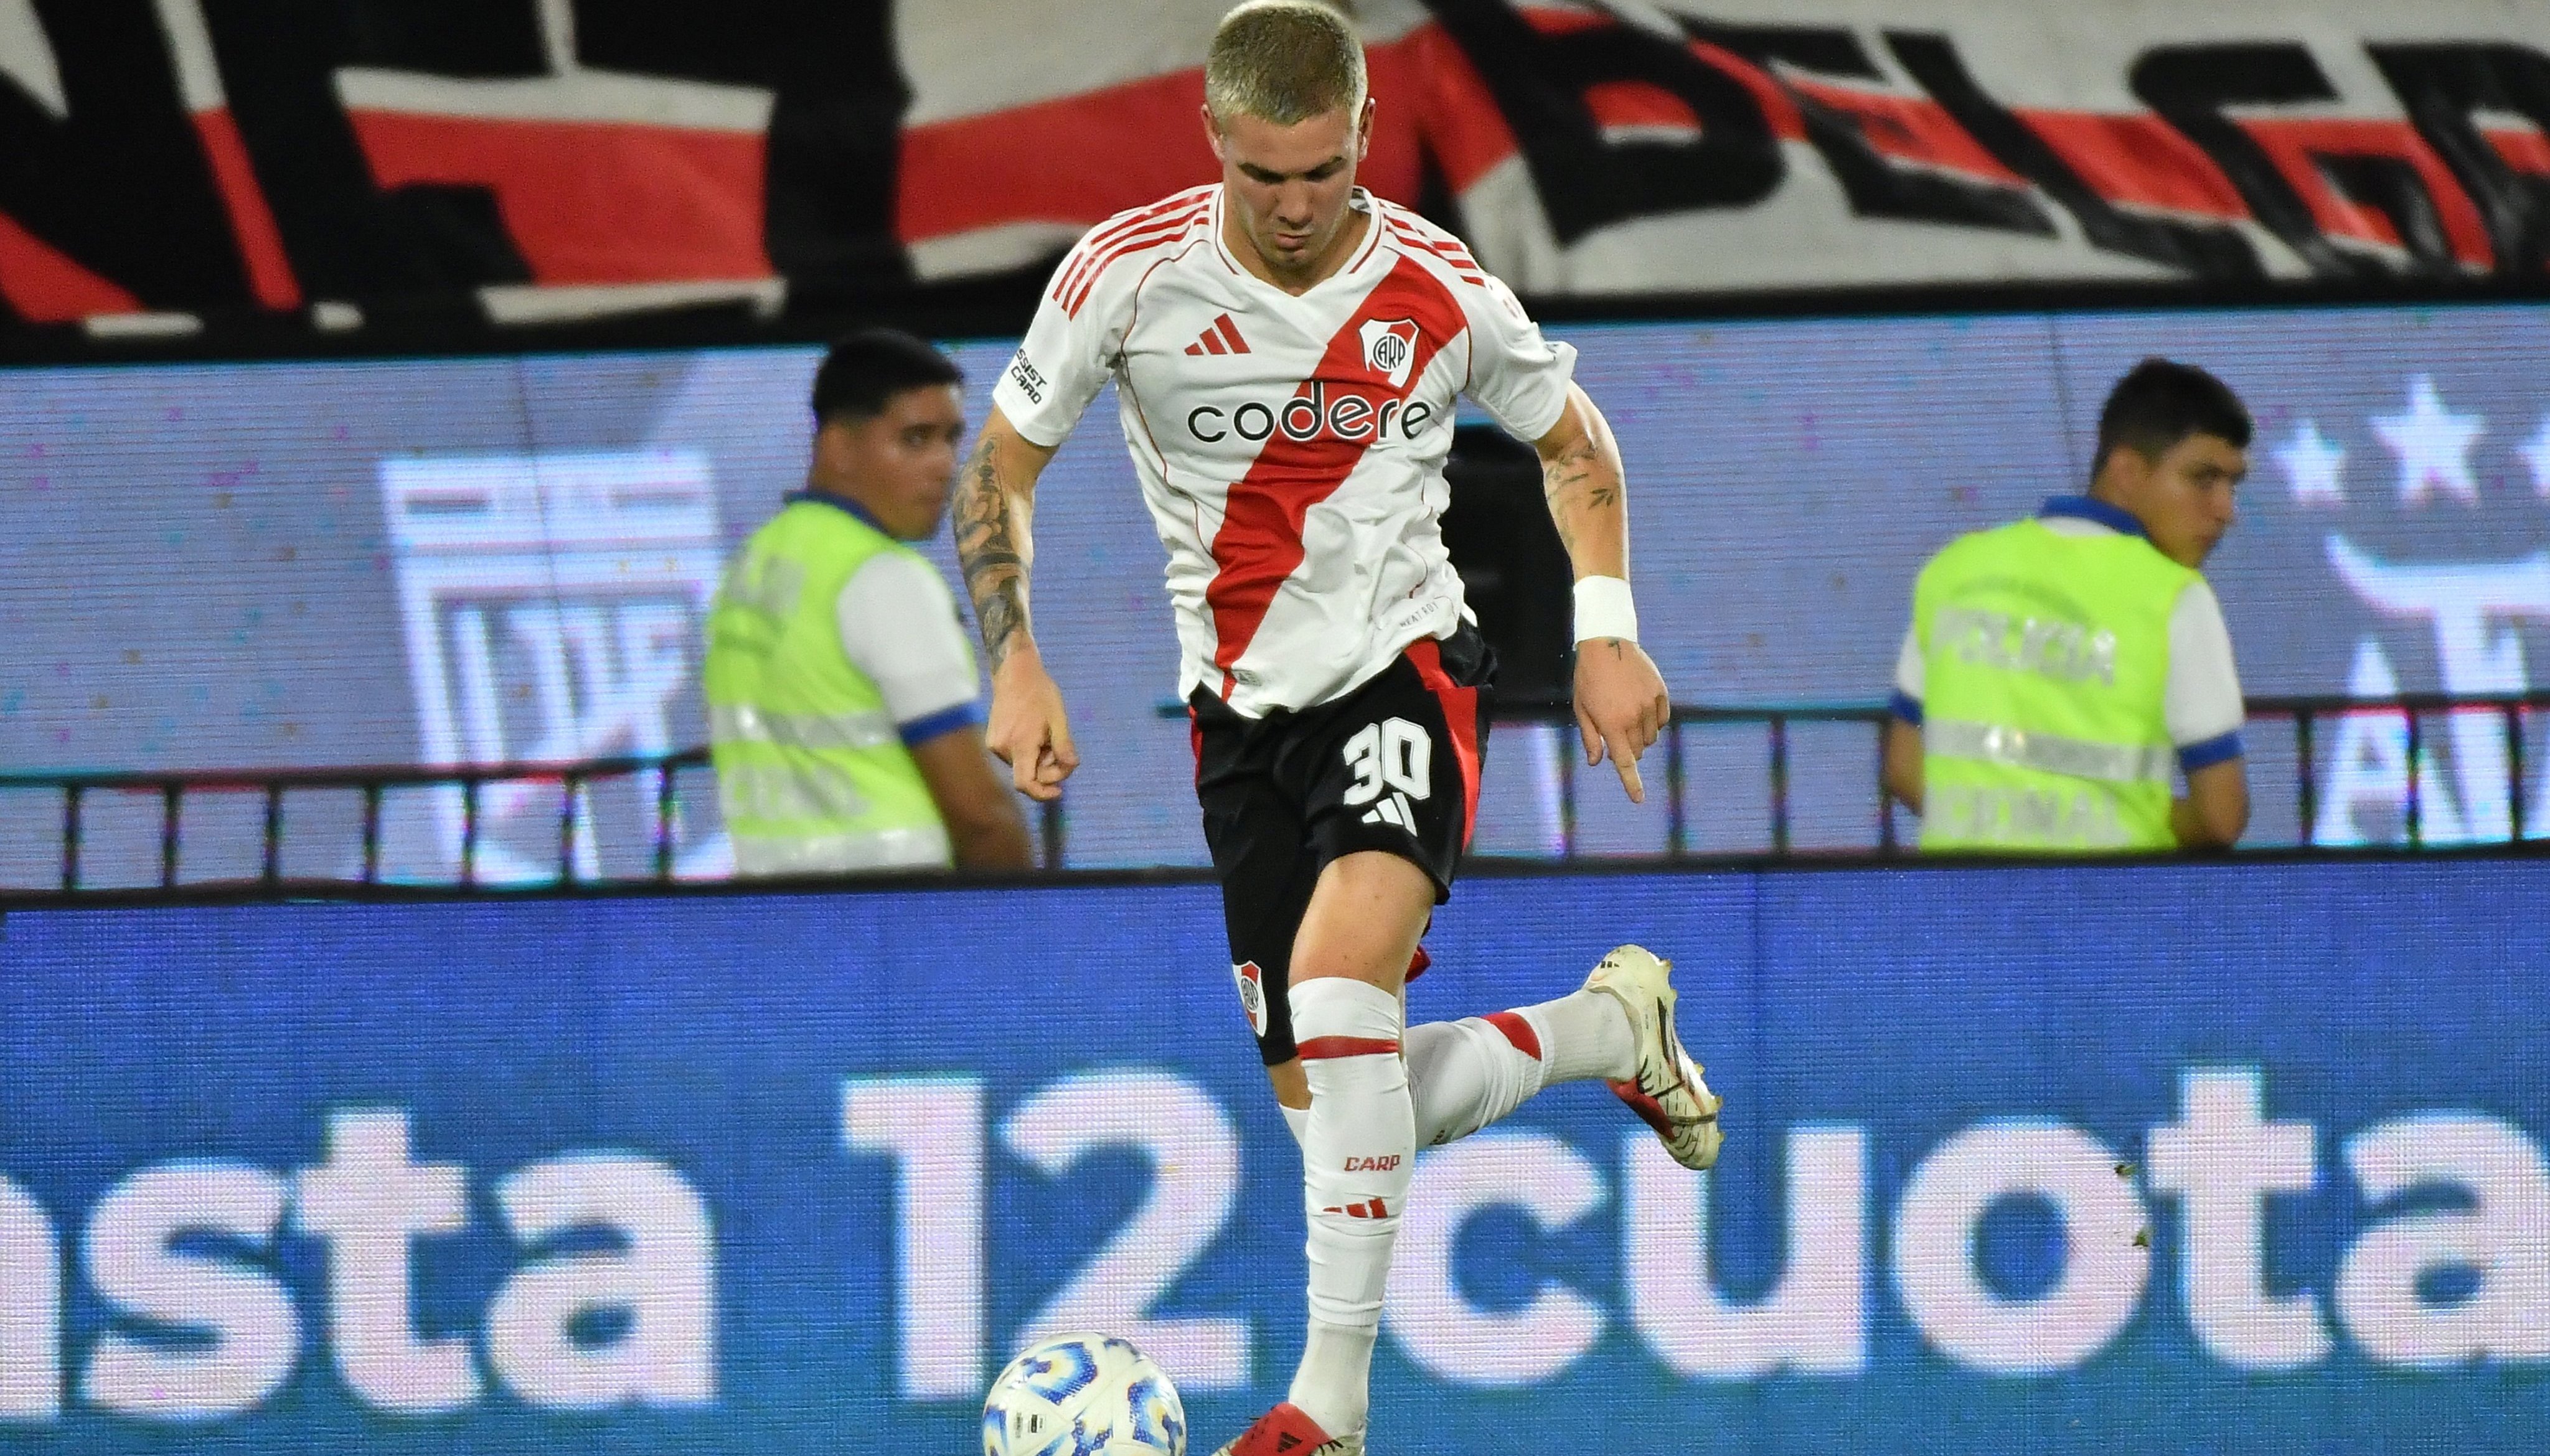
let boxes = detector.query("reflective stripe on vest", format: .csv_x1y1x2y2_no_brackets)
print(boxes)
1928,782,2134,850
709,703,898,753
1925,717,2175,785
1914,517,2193,852
730,824,953,876
702,499,953,871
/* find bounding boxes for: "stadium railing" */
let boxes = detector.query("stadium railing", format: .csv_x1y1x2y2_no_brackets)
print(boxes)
1492,690,2550,860
6,690,2546,894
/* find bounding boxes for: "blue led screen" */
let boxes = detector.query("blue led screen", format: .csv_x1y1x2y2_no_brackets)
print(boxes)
1,859,2544,1452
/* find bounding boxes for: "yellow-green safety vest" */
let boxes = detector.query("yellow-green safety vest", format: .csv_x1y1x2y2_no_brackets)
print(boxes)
703,496,954,873
1914,513,2197,852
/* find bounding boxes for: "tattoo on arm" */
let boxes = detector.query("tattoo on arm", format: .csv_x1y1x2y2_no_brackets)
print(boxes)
1539,436,1620,557
954,434,1032,666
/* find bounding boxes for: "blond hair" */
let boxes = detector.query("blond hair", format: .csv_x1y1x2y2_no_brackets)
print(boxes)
1204,1,1366,125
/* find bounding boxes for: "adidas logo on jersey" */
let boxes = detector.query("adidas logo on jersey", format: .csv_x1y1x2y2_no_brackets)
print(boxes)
1184,313,1251,356
1360,791,1419,834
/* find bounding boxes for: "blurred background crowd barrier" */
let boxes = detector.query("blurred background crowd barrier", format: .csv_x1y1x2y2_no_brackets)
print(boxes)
9,304,2550,884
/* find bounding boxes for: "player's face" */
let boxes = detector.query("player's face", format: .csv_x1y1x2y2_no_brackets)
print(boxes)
817,384,967,541
1206,99,1374,284
2107,432,2246,568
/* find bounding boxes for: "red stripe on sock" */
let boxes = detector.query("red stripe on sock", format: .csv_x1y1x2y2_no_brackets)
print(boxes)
1296,1035,1401,1060
1484,1010,1542,1059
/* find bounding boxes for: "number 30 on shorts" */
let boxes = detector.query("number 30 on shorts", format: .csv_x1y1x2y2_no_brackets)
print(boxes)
1342,718,1432,805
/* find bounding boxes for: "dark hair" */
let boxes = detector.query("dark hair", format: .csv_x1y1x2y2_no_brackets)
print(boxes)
2093,358,2252,481
810,329,962,427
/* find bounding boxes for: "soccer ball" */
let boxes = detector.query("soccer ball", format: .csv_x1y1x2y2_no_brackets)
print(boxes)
982,1332,1186,1456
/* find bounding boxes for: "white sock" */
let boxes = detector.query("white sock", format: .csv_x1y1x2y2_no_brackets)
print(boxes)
1406,1014,1549,1147
1518,988,1637,1084
1287,977,1411,1437
1293,1322,1376,1435
1403,992,1635,1148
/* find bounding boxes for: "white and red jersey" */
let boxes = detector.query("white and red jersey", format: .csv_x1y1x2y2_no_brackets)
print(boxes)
992,184,1578,716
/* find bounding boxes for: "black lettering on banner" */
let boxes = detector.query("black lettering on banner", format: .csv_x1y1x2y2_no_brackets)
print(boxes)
341,0,547,76
195,0,529,299
2372,44,2550,278
1421,0,1781,245
573,0,911,293
2318,155,2460,271
1678,19,2054,238
1888,32,2264,279
2130,43,2419,278
0,1,256,316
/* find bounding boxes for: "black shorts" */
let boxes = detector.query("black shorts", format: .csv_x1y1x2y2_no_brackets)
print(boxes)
1191,625,1494,1064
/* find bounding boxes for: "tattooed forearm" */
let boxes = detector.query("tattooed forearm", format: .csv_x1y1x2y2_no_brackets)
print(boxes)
1539,433,1624,569
954,433,1033,667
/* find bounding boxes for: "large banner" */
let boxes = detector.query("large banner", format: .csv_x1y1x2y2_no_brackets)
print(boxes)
1,860,2546,1452
6,1,2550,326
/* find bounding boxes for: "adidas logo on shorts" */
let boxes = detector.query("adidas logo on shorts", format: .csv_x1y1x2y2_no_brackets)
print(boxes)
1361,791,1419,833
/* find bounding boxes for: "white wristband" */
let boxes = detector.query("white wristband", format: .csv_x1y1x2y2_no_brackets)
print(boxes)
1573,575,1639,644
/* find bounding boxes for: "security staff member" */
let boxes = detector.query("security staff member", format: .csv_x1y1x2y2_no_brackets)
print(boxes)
705,331,1034,873
1883,359,2251,851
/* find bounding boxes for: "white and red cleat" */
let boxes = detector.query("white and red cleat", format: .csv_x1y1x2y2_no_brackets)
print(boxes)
1584,944,1724,1170
1209,1401,1365,1456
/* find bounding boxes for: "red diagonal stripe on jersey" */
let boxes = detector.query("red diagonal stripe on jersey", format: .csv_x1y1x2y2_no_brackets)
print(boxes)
1204,255,1467,696
1213,313,1249,353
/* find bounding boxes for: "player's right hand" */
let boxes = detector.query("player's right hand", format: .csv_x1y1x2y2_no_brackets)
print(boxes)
987,645,1079,802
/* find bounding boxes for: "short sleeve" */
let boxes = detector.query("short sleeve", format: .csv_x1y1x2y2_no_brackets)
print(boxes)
835,553,985,746
992,246,1131,448
1891,624,1925,724
2165,578,2246,766
1461,274,1577,443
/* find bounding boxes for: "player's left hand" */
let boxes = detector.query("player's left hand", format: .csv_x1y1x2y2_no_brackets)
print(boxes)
1574,638,1670,804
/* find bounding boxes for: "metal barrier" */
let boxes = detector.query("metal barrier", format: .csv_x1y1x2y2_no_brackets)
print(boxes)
0,748,1061,893
6,690,2546,893
1488,690,2550,860
11,749,711,893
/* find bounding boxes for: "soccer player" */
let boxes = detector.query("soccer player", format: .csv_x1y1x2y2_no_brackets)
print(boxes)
1881,358,2252,850
956,5,1721,1451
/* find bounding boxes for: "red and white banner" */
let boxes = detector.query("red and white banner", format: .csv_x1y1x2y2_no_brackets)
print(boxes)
4,0,2549,327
